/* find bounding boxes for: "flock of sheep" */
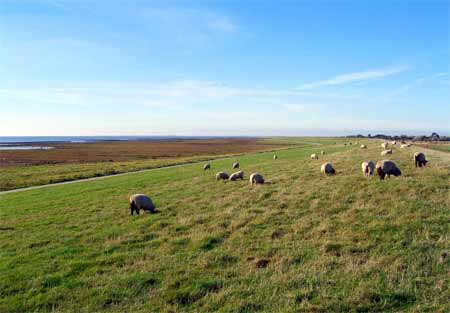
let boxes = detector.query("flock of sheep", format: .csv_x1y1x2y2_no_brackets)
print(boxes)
206,160,265,186
129,141,428,215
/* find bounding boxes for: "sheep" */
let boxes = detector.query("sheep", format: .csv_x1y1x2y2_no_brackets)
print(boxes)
203,163,211,170
414,152,428,167
321,151,325,155
400,144,407,148
273,154,278,159
320,162,336,175
250,173,265,185
348,142,352,145
360,144,367,149
381,149,392,156
216,172,229,180
381,142,388,149
376,160,402,180
232,162,240,169
311,153,319,160
391,141,397,145
361,161,375,177
129,194,155,215
229,171,244,181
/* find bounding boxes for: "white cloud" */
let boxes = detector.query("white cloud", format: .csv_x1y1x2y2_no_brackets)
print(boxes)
283,104,306,112
297,66,409,90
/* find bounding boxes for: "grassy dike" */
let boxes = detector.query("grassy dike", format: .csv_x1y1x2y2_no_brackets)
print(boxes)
0,140,448,312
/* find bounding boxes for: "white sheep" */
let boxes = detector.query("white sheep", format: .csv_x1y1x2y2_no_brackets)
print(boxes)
229,171,244,181
376,160,401,180
273,154,278,159
129,194,155,215
232,162,240,169
360,144,367,149
320,163,336,175
361,161,375,177
381,149,392,156
216,172,229,180
321,151,325,155
311,154,319,160
250,173,265,185
391,141,397,145
203,163,211,170
381,142,388,149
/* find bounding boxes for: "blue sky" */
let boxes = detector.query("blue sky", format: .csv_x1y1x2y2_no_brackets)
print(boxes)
1,0,449,136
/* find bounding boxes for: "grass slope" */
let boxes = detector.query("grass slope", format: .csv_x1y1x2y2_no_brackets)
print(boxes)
0,140,448,312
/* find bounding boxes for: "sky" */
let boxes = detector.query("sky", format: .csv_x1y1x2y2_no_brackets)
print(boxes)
1,0,449,136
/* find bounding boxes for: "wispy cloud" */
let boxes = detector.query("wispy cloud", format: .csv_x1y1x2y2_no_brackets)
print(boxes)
283,104,306,112
297,66,409,90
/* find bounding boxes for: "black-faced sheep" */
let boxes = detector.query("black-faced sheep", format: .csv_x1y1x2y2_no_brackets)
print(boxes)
311,154,318,160
273,154,278,159
381,142,388,149
216,172,229,180
360,144,367,149
376,160,401,180
232,162,240,169
320,163,335,175
250,173,265,185
203,163,211,170
321,151,325,155
361,161,375,177
391,141,397,145
381,149,392,156
229,171,244,181
414,152,428,167
129,194,155,215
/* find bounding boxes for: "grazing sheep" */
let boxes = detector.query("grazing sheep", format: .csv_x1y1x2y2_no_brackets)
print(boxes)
376,160,401,180
229,171,244,181
349,142,353,145
361,161,375,177
381,149,392,156
391,141,397,145
203,163,211,170
321,151,325,155
311,154,319,160
414,152,428,167
400,144,408,148
250,173,265,185
360,144,367,149
129,194,155,215
344,143,347,146
320,163,336,175
232,162,240,169
273,154,278,159
216,172,229,180
381,142,388,149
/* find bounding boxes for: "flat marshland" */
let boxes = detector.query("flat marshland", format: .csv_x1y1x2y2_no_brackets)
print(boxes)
0,138,449,312
0,138,295,191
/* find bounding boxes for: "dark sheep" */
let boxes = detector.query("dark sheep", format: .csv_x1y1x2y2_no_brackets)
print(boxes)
414,152,428,167
376,160,401,180
129,194,155,215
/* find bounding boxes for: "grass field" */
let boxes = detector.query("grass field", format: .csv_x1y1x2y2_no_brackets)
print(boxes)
414,142,450,153
0,139,449,312
0,138,303,191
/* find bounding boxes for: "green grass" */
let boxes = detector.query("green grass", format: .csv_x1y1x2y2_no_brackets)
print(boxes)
0,139,448,312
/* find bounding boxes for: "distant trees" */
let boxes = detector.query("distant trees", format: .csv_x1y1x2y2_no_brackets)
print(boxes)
347,132,448,141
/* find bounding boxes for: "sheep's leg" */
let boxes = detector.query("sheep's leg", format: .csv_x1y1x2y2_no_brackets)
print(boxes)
130,202,135,215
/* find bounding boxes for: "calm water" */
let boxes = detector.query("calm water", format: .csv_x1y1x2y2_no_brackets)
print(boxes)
0,146,54,151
